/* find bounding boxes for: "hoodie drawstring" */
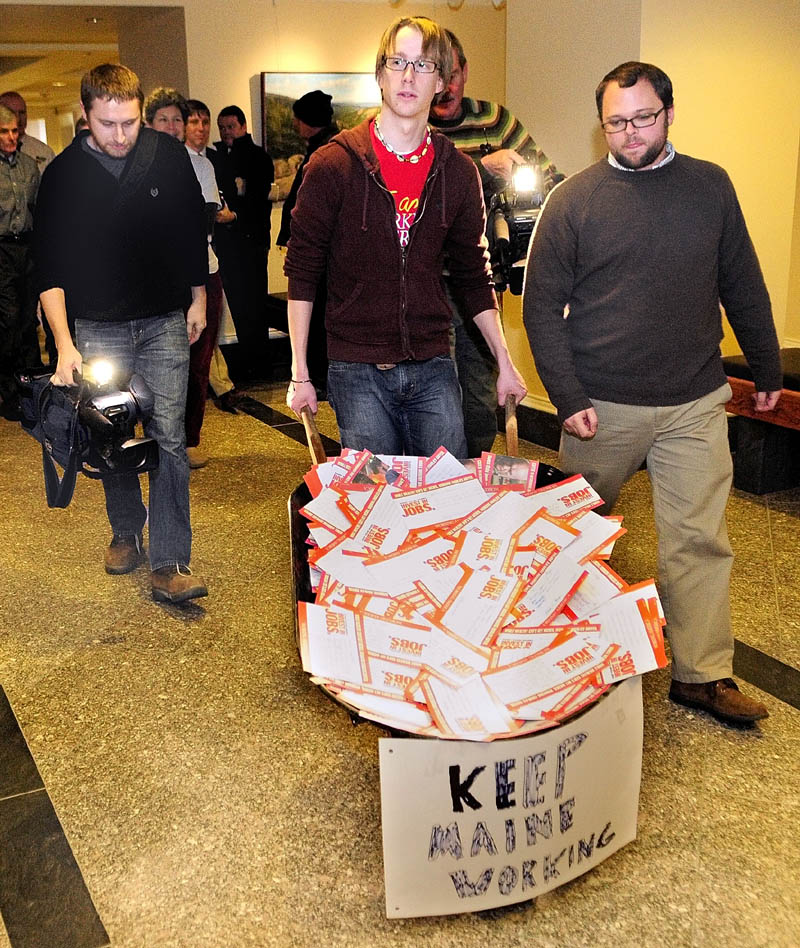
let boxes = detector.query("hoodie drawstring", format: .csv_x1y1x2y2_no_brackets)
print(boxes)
439,160,447,229
361,170,370,231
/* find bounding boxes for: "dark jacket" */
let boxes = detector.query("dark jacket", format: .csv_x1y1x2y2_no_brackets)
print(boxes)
34,128,207,322
211,133,274,244
284,120,496,364
277,123,338,247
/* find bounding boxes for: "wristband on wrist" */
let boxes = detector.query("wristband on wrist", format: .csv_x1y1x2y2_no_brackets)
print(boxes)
291,378,312,384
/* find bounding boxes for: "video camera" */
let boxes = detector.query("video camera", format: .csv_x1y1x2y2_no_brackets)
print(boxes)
78,363,159,477
486,161,546,295
17,359,159,480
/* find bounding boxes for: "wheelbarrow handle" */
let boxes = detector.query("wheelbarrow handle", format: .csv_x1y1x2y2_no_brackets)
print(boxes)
300,406,327,465
504,393,519,457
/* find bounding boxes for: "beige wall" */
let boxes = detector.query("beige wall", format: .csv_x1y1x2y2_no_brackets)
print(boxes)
787,132,800,346
641,0,800,349
506,0,643,407
182,0,506,146
507,0,641,175
507,0,800,408
117,6,189,102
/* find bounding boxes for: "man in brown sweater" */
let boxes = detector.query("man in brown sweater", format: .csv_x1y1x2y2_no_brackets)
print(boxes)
523,61,782,726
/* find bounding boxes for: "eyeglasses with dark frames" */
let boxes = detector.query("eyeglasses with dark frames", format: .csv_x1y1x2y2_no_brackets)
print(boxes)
601,106,667,134
383,56,438,75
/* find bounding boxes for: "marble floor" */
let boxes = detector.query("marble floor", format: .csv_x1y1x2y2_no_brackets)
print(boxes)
0,381,797,948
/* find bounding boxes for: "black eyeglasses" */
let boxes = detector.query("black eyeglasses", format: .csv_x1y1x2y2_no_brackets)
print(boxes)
601,107,666,134
383,56,438,75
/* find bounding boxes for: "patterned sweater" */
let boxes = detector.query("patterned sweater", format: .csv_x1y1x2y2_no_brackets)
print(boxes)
430,97,563,198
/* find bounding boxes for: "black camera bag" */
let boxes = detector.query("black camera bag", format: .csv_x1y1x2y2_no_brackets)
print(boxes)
18,373,92,509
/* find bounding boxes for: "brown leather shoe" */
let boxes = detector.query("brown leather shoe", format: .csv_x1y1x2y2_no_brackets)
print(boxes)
669,678,768,725
104,534,143,575
151,565,208,604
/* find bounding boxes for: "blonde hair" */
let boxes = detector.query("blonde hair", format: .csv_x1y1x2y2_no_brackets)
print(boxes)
375,16,452,87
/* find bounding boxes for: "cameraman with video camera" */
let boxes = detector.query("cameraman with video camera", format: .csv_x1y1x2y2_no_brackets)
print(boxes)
34,64,210,605
430,29,564,456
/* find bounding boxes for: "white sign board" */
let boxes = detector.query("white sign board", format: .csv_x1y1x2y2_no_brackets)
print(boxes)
379,676,642,918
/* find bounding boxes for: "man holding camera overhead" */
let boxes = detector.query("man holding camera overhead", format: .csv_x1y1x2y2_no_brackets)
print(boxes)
429,29,563,456
34,64,209,605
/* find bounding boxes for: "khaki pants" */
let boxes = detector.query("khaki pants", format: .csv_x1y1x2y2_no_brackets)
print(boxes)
559,383,734,683
208,344,234,398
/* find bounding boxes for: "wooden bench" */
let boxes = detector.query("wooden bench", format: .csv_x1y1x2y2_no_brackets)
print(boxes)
723,348,800,494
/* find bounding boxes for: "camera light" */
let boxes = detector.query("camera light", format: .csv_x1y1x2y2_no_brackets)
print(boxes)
512,164,540,194
87,359,114,387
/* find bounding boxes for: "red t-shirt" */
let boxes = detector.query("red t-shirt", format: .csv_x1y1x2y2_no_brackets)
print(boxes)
370,120,434,248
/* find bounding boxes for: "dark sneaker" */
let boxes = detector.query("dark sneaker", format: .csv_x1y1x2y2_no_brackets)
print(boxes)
216,390,244,414
151,565,208,604
669,677,769,725
0,398,22,422
105,534,143,575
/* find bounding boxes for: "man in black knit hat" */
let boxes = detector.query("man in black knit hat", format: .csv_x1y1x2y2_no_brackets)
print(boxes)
277,90,338,395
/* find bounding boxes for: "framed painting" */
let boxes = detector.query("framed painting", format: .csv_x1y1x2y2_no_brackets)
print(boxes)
261,71,381,200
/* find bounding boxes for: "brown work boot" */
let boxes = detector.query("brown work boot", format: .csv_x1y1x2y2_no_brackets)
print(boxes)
186,446,209,469
104,534,143,575
151,565,208,604
669,678,769,725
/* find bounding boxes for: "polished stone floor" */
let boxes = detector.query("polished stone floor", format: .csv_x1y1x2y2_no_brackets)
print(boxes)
0,382,797,948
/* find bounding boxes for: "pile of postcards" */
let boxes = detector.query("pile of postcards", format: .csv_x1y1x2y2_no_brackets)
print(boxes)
297,447,667,742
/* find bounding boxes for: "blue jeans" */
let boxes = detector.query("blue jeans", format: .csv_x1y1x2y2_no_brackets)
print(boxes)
327,356,467,457
76,313,191,570
447,280,498,457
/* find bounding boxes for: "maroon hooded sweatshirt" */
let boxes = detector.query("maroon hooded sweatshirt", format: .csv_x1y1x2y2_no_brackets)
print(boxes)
284,119,497,365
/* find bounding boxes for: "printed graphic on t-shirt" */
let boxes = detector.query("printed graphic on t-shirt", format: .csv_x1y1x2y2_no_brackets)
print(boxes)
371,122,434,248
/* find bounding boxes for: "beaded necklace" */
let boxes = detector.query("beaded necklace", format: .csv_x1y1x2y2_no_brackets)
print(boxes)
373,119,432,164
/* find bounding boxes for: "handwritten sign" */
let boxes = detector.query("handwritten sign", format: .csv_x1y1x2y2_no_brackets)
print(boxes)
379,676,642,917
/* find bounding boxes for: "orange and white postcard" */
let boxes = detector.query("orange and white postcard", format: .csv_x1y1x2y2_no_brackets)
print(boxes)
528,473,605,516
509,553,588,627
429,564,526,647
421,674,518,741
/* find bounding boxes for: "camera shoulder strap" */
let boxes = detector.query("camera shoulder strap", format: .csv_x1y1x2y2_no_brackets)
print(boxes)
115,127,158,210
41,442,80,509
37,385,82,509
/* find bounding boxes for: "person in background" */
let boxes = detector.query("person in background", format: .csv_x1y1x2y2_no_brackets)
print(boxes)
285,16,526,457
213,105,274,381
0,103,41,421
0,91,55,173
276,90,339,396
429,29,564,457
523,61,781,726
145,89,223,469
182,99,244,414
